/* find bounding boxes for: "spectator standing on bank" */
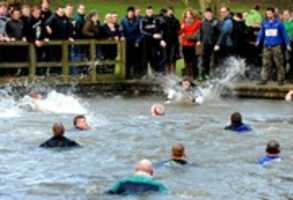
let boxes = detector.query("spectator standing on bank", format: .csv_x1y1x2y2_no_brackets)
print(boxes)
179,8,201,79
197,8,219,80
121,6,142,79
256,7,290,85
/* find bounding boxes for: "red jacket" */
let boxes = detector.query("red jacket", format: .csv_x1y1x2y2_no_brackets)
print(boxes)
180,19,202,47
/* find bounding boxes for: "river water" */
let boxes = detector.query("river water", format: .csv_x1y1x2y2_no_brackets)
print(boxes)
0,91,293,200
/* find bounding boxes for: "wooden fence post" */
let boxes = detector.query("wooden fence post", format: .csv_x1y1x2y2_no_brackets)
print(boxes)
62,41,69,83
119,39,126,80
89,40,97,83
29,43,36,82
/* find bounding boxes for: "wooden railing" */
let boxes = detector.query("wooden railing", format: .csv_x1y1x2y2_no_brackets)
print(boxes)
0,39,126,84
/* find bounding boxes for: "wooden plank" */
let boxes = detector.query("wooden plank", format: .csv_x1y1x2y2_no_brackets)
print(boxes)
28,43,36,81
62,41,69,83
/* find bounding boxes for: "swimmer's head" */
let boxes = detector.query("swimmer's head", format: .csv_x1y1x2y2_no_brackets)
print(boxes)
52,122,65,137
181,76,195,90
135,159,154,176
151,104,165,117
171,143,186,159
230,112,242,125
266,140,280,155
73,115,89,130
29,91,43,100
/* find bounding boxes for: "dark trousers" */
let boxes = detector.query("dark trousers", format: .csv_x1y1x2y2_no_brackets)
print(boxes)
126,43,141,79
182,46,198,79
142,38,166,75
201,43,214,76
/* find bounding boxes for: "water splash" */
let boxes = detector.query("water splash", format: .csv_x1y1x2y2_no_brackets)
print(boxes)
18,90,87,114
162,57,246,103
0,89,22,118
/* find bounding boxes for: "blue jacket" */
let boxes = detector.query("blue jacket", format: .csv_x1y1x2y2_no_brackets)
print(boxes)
257,18,289,48
217,16,234,47
257,155,281,166
120,16,141,44
225,123,252,133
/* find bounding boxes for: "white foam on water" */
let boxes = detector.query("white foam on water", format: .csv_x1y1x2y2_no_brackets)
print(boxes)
162,57,246,104
0,90,22,118
18,90,87,114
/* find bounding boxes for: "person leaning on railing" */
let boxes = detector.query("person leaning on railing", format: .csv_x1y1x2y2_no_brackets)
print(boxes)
100,12,122,74
5,8,27,76
45,5,74,74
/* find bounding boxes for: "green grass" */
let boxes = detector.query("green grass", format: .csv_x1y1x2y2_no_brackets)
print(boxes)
46,0,268,20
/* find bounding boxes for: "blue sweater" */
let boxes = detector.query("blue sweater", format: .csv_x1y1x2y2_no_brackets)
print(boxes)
257,155,281,166
225,123,252,133
120,16,142,44
217,16,233,47
257,18,289,48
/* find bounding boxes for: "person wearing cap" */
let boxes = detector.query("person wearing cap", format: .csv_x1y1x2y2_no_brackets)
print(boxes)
257,140,282,166
121,6,142,79
225,112,252,133
107,159,167,195
40,122,80,148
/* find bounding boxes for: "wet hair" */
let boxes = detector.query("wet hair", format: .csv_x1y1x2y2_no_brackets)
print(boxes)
52,122,65,137
172,144,185,158
266,7,275,13
230,112,242,125
73,115,86,126
127,6,135,12
266,140,280,155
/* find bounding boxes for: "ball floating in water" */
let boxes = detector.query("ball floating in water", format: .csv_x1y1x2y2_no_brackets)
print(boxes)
151,104,166,116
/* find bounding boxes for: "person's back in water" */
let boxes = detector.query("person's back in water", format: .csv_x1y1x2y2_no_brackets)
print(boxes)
40,122,80,148
156,144,189,167
107,159,167,195
225,112,252,133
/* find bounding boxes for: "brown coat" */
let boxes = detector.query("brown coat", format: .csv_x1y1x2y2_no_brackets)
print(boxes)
82,20,100,39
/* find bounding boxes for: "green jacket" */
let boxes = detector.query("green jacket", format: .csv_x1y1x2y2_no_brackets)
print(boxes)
107,175,167,195
284,19,293,41
245,9,263,27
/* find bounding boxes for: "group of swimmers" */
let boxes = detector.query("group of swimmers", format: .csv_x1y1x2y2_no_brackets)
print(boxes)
36,81,282,195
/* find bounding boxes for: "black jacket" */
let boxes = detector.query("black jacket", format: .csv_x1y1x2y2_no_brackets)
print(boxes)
140,16,162,39
164,15,180,44
5,19,24,39
40,135,80,148
24,16,45,42
198,18,219,46
45,14,73,39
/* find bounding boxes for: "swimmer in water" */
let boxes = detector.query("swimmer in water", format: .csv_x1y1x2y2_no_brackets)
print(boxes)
285,90,293,101
107,159,167,195
225,112,252,133
40,122,80,148
257,140,281,166
155,144,189,167
73,115,89,130
151,104,165,116
166,76,204,105
170,143,188,165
